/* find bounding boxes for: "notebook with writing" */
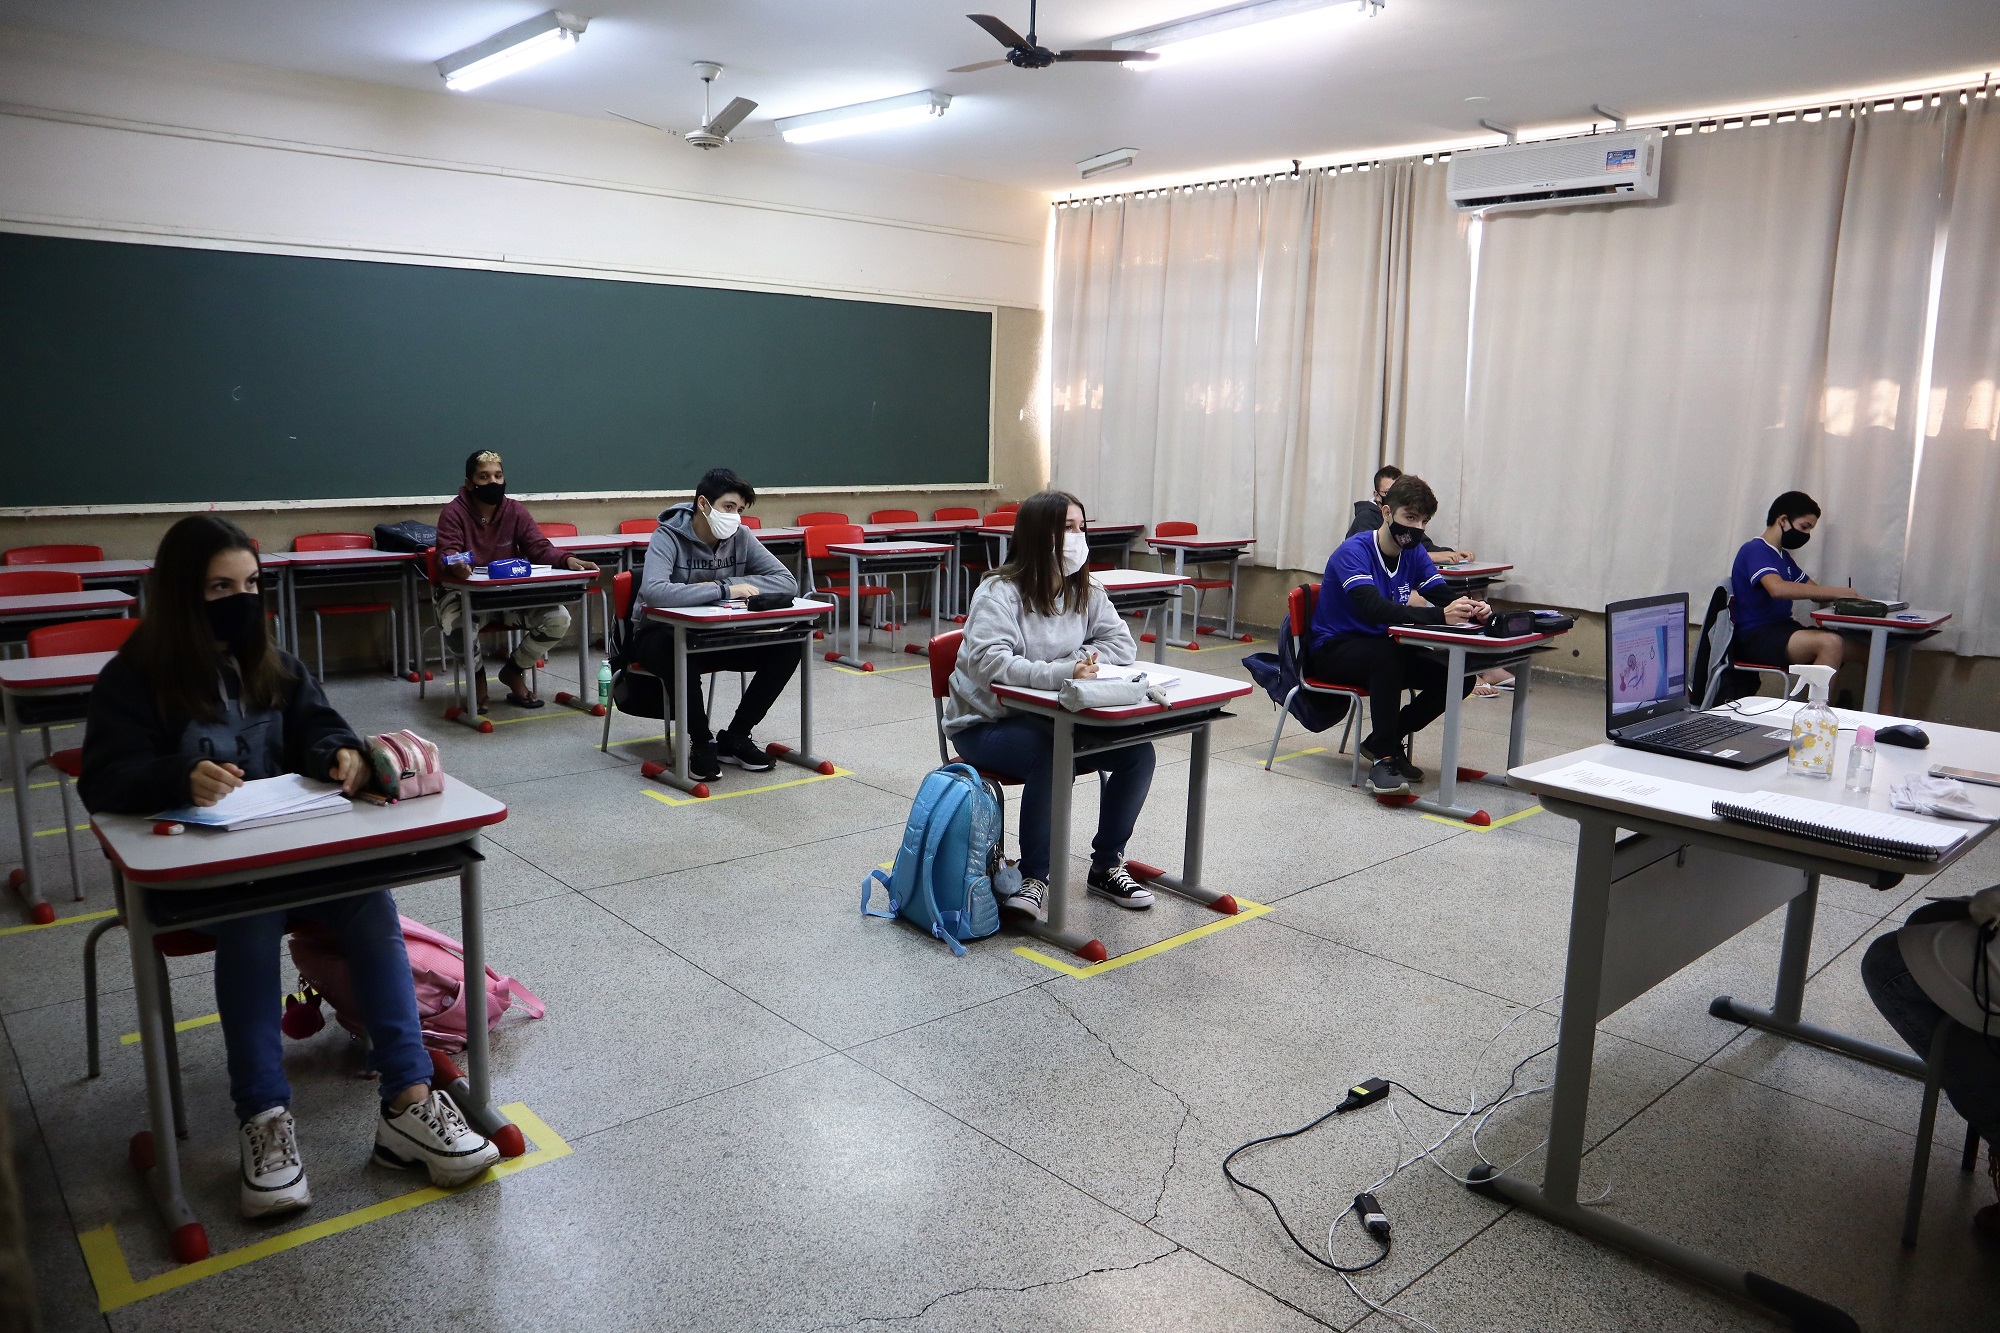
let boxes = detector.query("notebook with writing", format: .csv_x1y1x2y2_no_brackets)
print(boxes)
1710,791,1967,861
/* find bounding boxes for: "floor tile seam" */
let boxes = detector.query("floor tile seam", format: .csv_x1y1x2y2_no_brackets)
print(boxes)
782,1247,1188,1333
560,1048,853,1148
823,978,1063,1055
1140,1218,1459,1333
1686,1056,1943,1146
1253,914,1564,1017
575,818,911,898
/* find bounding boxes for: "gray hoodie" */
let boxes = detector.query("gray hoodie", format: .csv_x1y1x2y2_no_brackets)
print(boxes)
634,502,798,616
942,575,1137,734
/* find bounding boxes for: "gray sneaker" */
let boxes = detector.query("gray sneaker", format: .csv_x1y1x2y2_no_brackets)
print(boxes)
1365,757,1411,796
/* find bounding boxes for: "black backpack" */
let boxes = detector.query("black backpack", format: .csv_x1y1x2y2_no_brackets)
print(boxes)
373,519,437,554
1242,586,1350,732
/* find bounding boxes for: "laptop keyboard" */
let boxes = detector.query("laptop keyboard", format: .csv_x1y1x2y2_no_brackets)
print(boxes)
1642,712,1756,750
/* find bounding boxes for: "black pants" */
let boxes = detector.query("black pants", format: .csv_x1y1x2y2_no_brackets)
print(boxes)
633,628,799,744
1307,634,1471,757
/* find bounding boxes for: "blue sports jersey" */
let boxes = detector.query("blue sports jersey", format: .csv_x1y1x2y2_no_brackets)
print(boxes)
1731,537,1806,631
1310,531,1445,647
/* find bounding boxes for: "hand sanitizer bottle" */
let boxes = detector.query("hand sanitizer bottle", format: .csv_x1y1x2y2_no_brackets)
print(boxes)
1786,665,1838,780
1844,725,1876,793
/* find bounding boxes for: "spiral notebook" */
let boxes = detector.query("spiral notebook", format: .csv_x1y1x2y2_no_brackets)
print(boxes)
1710,790,1968,860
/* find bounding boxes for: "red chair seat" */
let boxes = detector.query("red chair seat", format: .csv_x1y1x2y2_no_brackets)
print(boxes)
49,748,82,778
823,583,893,599
313,601,393,616
1186,578,1234,590
1300,677,1367,696
155,930,215,958
953,759,1024,787
1733,659,1788,672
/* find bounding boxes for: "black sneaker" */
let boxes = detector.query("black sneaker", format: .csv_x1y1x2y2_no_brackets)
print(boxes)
1087,863,1155,910
716,731,774,771
1365,757,1410,796
689,741,722,781
999,877,1047,919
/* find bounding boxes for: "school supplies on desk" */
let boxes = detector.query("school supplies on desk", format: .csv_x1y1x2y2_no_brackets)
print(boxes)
1710,790,1969,860
155,773,350,831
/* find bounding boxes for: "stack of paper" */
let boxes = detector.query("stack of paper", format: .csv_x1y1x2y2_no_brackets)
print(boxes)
156,773,351,832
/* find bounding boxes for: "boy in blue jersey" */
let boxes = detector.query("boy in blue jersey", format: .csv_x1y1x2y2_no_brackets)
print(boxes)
1729,491,1855,670
1307,474,1489,796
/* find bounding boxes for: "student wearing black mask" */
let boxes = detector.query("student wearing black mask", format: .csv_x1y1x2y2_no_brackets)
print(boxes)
1344,465,1472,565
1728,491,1857,669
79,515,497,1219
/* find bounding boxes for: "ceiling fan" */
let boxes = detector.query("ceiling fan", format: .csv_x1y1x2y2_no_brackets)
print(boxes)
607,61,758,150
950,1,1159,73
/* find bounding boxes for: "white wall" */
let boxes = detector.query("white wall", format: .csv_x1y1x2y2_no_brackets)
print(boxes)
0,24,1045,310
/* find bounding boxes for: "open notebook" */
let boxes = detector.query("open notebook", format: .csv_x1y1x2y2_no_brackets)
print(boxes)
1711,791,1968,861
156,773,350,832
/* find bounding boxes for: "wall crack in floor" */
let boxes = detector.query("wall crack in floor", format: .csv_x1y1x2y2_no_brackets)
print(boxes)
1047,986,1198,1227
791,1249,1181,1331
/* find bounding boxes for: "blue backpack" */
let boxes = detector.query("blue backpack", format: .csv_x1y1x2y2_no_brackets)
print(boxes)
861,764,1004,956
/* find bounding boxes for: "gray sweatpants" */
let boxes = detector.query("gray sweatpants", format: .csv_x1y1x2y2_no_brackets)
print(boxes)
434,596,570,672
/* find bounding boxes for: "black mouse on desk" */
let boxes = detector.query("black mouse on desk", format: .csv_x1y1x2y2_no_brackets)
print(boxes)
1875,724,1930,748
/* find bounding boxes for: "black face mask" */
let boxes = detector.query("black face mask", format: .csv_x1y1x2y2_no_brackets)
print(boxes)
1386,520,1424,550
470,481,506,505
1779,526,1811,550
204,592,264,645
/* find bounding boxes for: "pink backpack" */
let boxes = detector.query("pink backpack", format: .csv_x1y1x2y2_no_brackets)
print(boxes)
282,914,544,1053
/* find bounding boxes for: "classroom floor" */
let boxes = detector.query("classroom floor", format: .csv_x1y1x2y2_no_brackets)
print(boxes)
8,621,2000,1333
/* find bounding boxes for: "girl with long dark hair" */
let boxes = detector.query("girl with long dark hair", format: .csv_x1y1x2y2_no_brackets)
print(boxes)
942,490,1157,916
79,515,497,1218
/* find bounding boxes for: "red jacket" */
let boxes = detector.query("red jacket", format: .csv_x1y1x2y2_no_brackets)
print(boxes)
435,491,558,568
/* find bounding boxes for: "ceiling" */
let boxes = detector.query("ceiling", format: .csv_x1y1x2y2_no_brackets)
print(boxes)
10,1,2000,193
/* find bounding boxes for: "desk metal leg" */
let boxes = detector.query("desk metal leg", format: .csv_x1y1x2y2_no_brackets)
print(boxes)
3,692,49,923
445,589,490,731
124,872,207,1263
832,554,873,670
1128,721,1239,915
1152,607,1165,664
1708,873,1925,1078
646,622,708,797
1016,713,1104,961
900,565,942,658
1860,626,1888,714
1891,639,1913,716
1165,549,1197,649
553,594,605,716
769,627,837,777
1463,656,1534,793
1410,643,1489,823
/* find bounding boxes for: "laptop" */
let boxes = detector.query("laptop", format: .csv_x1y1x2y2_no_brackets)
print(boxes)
1604,593,1791,769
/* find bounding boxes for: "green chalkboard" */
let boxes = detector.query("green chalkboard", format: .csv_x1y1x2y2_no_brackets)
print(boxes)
0,233,992,506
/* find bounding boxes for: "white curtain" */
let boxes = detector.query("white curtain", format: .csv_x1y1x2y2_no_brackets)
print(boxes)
1902,92,2000,656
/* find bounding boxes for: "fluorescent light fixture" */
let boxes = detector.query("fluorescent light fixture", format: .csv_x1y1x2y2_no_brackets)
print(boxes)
1078,148,1138,179
438,11,588,92
776,91,951,145
1112,0,1380,66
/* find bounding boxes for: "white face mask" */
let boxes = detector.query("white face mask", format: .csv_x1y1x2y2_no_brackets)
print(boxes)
704,505,741,541
1061,530,1090,576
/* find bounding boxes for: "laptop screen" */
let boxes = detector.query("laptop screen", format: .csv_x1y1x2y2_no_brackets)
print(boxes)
1607,596,1687,719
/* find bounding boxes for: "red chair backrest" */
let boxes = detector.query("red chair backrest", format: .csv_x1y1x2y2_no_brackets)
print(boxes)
982,512,1015,528
795,511,849,528
933,507,979,521
869,509,920,524
619,518,659,535
928,630,962,700
613,570,636,620
1155,520,1198,538
422,547,441,585
539,521,579,537
293,533,371,552
5,544,103,565
804,524,864,560
28,617,139,657
0,570,83,596
994,502,1021,514
741,515,763,529
1288,582,1319,640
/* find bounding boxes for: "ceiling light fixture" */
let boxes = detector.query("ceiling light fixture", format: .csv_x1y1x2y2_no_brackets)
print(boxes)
1112,0,1382,66
437,10,588,93
1077,147,1139,179
776,91,952,145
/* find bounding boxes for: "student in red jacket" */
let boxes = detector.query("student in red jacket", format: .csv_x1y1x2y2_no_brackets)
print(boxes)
434,450,597,710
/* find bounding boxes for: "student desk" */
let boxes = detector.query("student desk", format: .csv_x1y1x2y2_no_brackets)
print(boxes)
435,567,597,732
1810,607,1951,715
823,542,952,669
1492,708,2000,1331
1435,560,1514,600
91,776,511,1264
548,533,645,572
0,650,114,924
27,559,152,610
0,589,135,652
1144,534,1255,647
277,548,421,676
857,521,978,617
750,526,809,587
633,599,834,798
989,666,1252,962
1084,522,1145,570
1384,624,1561,823
1091,569,1196,665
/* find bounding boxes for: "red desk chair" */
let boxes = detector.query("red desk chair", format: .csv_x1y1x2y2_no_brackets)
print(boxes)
795,511,849,528
0,569,87,657
741,515,763,529
805,524,893,653
5,544,104,565
1263,583,1372,786
930,509,984,609
927,630,1020,820
1152,521,1242,640
867,511,923,616
994,502,1021,514
83,913,212,1147
618,518,660,535
934,507,978,521
292,534,398,680
539,521,579,537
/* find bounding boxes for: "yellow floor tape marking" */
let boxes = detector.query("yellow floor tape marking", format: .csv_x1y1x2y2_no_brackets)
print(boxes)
121,1013,221,1046
640,767,852,807
0,907,115,938
485,707,593,727
1421,804,1544,833
833,662,929,676
1013,898,1272,979
79,1102,570,1313
1272,746,1328,763
32,822,92,839
0,779,60,795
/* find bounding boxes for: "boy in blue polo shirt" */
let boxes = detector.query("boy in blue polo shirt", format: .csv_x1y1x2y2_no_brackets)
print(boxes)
1307,474,1488,796
1729,491,1855,670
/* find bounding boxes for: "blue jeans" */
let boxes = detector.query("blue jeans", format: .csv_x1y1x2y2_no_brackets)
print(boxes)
951,717,1155,883
211,890,431,1123
1862,930,2000,1149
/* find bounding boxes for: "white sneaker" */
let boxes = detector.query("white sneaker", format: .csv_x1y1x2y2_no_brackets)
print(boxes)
999,876,1047,920
239,1105,311,1218
373,1088,500,1187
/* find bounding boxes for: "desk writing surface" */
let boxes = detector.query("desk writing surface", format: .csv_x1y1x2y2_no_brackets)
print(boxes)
826,541,953,557
0,651,116,691
462,567,593,586
1147,536,1254,550
644,598,831,624
992,665,1251,719
0,590,135,617
1092,569,1193,591
1439,562,1513,577
93,776,507,884
283,548,417,567
751,527,806,542
1390,625,1551,649
549,534,645,550
1813,609,1952,630
30,560,152,579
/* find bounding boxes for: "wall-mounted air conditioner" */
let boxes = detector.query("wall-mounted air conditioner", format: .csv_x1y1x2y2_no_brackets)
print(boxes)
1447,128,1663,213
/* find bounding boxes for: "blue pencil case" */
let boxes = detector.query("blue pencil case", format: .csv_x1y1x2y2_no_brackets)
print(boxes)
486,558,532,581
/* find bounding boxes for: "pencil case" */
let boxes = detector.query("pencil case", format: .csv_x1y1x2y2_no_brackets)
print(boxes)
486,558,532,581
365,730,445,800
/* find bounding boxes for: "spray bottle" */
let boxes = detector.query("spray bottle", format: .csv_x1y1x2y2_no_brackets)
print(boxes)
1786,665,1838,780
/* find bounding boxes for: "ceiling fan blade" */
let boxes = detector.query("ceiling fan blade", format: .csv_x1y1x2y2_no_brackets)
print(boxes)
707,97,757,137
967,13,1029,50
605,109,671,132
948,57,1011,73
1055,49,1156,62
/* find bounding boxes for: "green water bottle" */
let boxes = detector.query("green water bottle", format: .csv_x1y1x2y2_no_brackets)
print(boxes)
597,659,613,707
